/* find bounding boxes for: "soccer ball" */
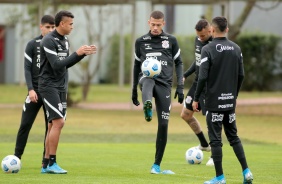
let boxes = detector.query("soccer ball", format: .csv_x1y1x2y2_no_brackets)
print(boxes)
1,155,21,173
185,147,203,164
141,58,162,78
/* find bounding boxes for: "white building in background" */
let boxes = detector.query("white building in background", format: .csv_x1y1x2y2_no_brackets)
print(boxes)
0,1,281,84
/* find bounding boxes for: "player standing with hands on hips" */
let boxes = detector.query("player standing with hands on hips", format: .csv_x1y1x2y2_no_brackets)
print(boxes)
131,10,184,174
192,16,253,184
39,10,97,174
14,15,55,165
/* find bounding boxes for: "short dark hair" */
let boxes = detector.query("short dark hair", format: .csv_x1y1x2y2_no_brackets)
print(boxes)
55,10,74,27
150,10,164,20
212,16,228,32
41,15,55,25
195,19,209,31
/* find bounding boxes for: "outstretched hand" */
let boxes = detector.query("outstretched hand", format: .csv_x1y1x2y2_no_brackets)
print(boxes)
76,45,97,56
87,45,97,55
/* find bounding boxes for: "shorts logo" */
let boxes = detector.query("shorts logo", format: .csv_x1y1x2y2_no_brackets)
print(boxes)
58,103,63,112
162,40,169,49
185,96,192,104
229,113,236,123
46,111,49,118
211,113,224,122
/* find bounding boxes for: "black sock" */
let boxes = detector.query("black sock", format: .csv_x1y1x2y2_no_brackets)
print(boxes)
49,155,56,166
196,132,209,147
42,158,49,168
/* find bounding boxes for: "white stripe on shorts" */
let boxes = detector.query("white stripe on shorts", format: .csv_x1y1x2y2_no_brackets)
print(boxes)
43,98,64,118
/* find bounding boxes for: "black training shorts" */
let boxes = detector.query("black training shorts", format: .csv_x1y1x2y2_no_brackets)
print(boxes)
40,88,67,123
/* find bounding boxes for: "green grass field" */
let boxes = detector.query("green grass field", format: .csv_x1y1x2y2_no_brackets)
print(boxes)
0,84,282,183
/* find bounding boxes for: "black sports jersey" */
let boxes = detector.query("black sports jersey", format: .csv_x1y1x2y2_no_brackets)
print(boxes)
183,36,212,81
24,35,42,91
39,30,85,92
195,37,244,111
133,31,183,87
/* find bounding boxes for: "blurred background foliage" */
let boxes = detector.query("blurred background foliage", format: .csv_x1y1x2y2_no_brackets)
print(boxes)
105,33,282,91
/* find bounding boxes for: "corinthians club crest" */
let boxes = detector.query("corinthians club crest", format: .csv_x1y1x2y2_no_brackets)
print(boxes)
162,40,169,48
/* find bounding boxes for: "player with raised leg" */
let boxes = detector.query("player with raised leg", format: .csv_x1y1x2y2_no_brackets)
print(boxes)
132,10,184,174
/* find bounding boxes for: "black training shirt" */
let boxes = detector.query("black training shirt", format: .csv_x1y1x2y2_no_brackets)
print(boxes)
133,31,183,88
24,35,42,92
183,36,212,82
39,30,85,92
195,37,244,111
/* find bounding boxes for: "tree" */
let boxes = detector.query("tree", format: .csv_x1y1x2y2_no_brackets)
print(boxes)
228,0,257,41
203,0,281,41
69,5,119,101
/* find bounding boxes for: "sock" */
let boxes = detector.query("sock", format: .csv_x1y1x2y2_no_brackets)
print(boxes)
196,132,209,147
42,158,49,168
49,155,56,166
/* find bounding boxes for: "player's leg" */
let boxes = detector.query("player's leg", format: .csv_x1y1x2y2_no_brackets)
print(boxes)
41,122,51,173
150,84,174,174
139,77,155,122
41,99,48,159
41,90,67,174
181,83,209,150
204,111,226,184
14,95,42,159
223,110,253,183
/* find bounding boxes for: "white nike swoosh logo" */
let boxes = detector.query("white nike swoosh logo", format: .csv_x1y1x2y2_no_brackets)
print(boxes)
166,96,170,98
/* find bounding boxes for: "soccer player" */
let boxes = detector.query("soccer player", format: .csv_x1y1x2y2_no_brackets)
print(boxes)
192,16,253,184
39,10,97,174
14,15,55,166
131,10,184,174
181,19,213,166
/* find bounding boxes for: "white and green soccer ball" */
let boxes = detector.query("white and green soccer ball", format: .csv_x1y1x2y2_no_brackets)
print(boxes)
1,155,21,173
185,147,204,164
141,58,162,78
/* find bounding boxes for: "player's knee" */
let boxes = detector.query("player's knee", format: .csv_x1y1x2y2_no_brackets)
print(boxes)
52,118,65,129
228,136,241,146
181,109,193,122
210,141,223,147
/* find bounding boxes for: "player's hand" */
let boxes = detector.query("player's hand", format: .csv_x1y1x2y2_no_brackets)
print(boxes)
87,45,97,55
76,45,90,56
174,84,184,104
192,101,199,112
131,88,140,106
28,90,38,103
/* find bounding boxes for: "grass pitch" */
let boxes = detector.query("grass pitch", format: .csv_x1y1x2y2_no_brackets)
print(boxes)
0,84,282,183
0,107,282,183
